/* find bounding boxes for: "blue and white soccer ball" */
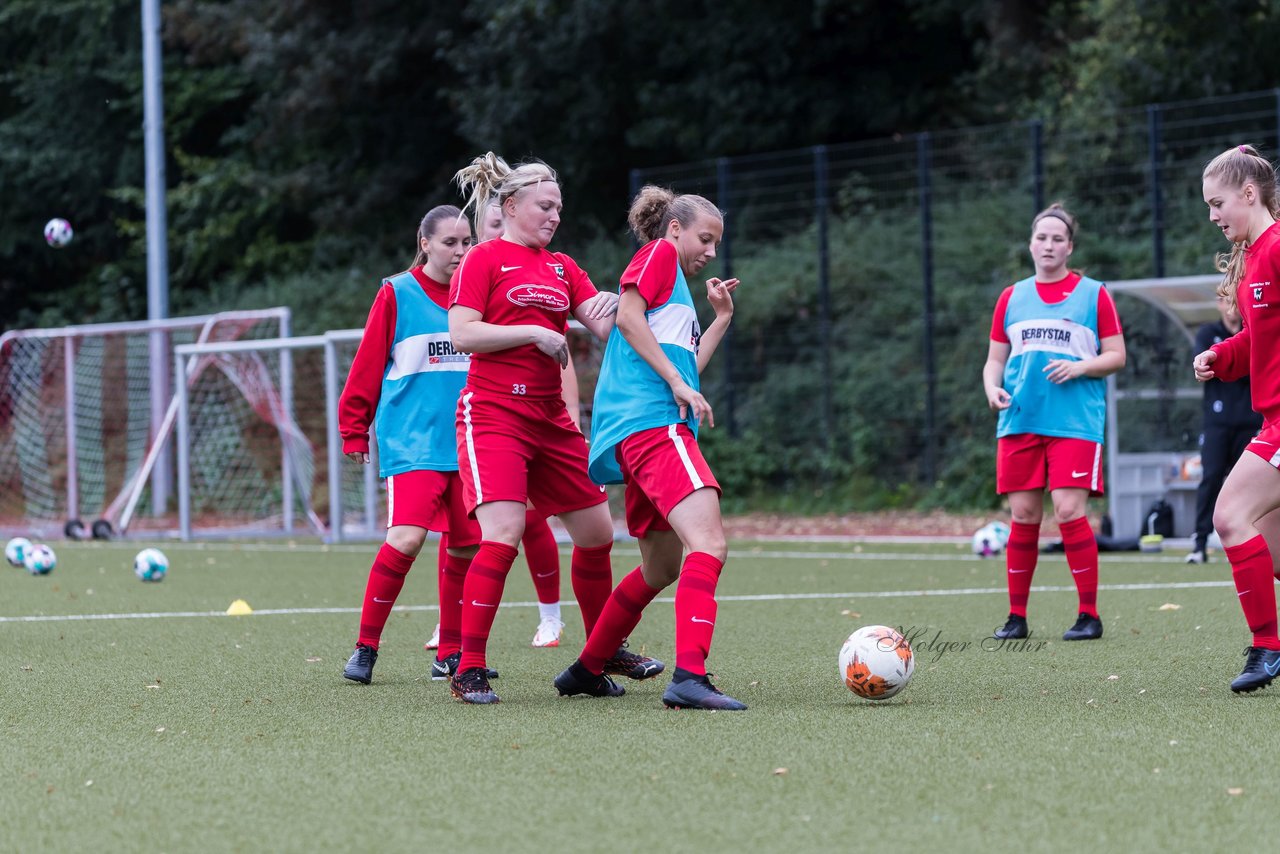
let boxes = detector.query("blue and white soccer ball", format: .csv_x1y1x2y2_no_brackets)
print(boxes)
43,218,73,248
971,521,1011,557
5,536,32,568
134,548,168,582
23,544,56,575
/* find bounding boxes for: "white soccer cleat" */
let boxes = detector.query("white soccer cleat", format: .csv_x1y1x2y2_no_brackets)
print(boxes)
531,616,564,648
424,622,441,651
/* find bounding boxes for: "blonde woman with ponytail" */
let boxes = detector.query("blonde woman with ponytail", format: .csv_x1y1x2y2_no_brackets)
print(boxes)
1193,144,1280,693
444,153,654,704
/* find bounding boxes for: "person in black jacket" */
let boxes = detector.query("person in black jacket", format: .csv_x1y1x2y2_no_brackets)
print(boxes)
1188,294,1263,563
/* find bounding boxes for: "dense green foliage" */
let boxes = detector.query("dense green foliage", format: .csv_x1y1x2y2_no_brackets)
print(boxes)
5,0,1280,511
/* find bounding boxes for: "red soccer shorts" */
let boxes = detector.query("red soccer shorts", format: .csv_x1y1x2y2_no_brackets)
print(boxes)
996,433,1104,495
456,389,608,517
1245,420,1280,467
386,469,481,545
617,423,721,539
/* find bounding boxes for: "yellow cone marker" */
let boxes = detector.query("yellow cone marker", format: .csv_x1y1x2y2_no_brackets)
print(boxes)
225,599,254,616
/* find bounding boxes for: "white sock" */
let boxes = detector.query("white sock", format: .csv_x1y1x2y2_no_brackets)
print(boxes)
539,601,561,622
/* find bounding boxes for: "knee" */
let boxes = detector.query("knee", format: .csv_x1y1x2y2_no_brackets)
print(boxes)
386,527,427,557
1053,505,1086,526
687,531,727,564
1213,506,1246,544
446,544,478,561
643,561,681,589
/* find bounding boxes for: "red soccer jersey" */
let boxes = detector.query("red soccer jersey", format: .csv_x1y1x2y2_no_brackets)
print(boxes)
338,267,450,454
989,271,1123,343
1211,222,1280,420
450,239,597,399
621,239,679,307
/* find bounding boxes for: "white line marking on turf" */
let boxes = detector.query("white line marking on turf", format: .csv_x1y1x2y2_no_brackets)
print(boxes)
0,580,1233,624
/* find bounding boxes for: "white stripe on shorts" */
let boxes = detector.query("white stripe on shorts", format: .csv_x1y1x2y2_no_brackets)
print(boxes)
386,474,395,529
462,392,483,504
668,424,704,490
1091,442,1102,492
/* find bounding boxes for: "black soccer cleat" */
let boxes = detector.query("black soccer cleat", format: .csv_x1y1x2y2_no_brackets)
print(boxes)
1062,612,1103,641
450,667,500,704
602,641,665,680
343,644,377,684
553,661,625,698
430,651,498,681
662,670,746,711
993,614,1028,640
1231,646,1280,693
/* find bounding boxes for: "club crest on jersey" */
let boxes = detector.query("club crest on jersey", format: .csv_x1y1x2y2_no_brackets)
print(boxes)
1256,287,1265,302
547,262,565,280
506,283,570,311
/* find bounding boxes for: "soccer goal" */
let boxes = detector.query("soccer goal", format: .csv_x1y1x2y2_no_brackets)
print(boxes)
0,309,290,539
171,330,387,541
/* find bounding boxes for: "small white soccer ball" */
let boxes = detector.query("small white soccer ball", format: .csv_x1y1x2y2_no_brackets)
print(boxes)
5,537,32,568
971,521,1011,557
133,548,168,582
839,625,915,700
43,218,73,248
23,544,56,575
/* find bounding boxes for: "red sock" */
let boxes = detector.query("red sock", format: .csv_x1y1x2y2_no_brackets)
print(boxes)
1226,535,1280,650
438,548,470,658
1005,521,1040,617
580,567,661,674
674,552,723,675
356,543,415,649
522,509,561,605
570,542,613,637
1060,516,1098,617
458,541,518,671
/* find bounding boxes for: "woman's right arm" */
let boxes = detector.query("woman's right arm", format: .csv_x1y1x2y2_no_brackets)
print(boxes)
339,286,396,464
449,305,569,366
982,340,1012,411
615,287,714,426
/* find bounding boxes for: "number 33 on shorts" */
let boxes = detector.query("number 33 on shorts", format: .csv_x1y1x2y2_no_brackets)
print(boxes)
512,384,527,396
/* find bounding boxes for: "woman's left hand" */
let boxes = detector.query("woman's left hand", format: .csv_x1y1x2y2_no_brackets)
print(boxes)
706,277,739,318
578,291,619,320
1043,358,1085,384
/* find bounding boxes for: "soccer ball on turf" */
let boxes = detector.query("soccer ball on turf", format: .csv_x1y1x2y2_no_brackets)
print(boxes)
23,544,56,575
43,218,73,248
133,548,168,582
839,625,914,700
5,536,32,568
971,521,1011,557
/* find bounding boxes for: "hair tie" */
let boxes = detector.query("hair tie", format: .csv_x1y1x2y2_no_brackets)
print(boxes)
1240,145,1249,154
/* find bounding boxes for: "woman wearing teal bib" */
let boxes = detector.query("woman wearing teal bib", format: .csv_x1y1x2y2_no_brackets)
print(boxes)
981,203,1126,643
554,186,746,710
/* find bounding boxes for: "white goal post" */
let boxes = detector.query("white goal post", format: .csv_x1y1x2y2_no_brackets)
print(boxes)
0,308,290,539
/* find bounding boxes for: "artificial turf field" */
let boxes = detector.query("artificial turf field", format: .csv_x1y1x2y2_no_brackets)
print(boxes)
2,538,1276,852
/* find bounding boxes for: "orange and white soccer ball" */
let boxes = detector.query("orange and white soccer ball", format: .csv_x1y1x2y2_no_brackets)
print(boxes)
839,625,914,700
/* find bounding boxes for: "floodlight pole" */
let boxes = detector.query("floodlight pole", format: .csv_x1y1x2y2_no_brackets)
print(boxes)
142,0,172,516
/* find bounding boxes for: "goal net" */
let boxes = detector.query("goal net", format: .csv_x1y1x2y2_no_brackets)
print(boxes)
0,309,289,538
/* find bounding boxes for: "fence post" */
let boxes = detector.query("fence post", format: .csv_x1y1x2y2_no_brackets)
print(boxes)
716,156,737,437
1147,104,1165,278
63,337,79,526
323,337,343,544
813,145,834,451
917,133,937,486
1275,89,1280,153
1029,119,1045,215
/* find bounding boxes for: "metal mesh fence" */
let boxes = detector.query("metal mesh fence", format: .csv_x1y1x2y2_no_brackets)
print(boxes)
630,89,1280,505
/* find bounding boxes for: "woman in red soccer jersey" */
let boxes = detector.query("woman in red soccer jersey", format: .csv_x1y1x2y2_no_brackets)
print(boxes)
339,205,496,684
552,186,745,710
421,200,576,651
446,152,659,704
1193,144,1280,693
981,203,1126,644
